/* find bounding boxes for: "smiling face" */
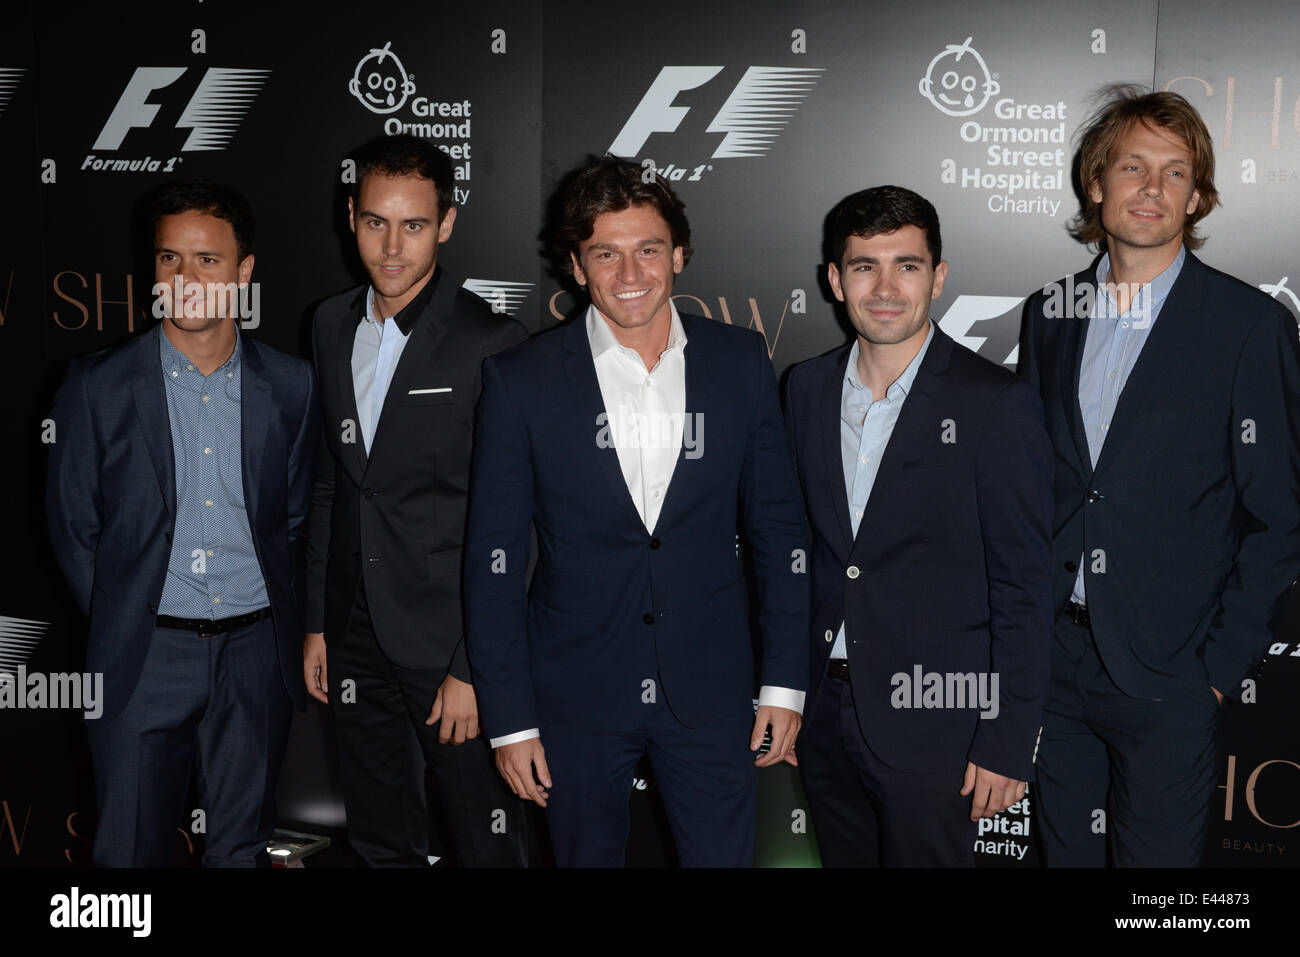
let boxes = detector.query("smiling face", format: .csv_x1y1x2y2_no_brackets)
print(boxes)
349,172,455,316
154,210,253,334
828,225,946,350
570,204,684,341
1089,120,1201,264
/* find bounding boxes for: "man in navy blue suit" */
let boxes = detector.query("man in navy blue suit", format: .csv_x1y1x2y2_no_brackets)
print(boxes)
784,186,1054,866
465,156,809,866
1019,87,1300,866
46,181,317,866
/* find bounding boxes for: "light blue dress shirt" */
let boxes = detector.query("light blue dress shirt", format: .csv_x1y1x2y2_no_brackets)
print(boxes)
352,287,413,454
158,326,269,618
1071,246,1185,605
830,322,935,659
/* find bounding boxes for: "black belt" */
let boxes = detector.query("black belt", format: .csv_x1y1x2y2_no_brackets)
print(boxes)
827,658,850,682
156,607,270,637
1064,601,1090,628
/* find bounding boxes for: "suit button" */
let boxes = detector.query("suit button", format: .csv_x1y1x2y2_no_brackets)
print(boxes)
642,613,655,625
147,603,156,614
824,630,833,643
351,551,360,561
362,488,376,499
649,537,661,550
1064,561,1077,573
1086,490,1103,503
846,565,860,579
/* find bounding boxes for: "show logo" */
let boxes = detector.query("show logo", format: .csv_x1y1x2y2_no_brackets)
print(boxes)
0,68,24,118
921,37,1069,219
84,66,270,173
348,41,474,204
608,65,824,180
918,37,999,117
349,41,416,115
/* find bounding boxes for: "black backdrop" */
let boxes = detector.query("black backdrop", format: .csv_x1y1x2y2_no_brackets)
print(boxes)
1,0,1296,868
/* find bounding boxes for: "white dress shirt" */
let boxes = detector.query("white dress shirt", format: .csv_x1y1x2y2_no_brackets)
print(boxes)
489,303,802,749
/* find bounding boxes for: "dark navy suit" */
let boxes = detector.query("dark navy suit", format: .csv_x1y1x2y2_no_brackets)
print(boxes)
465,312,809,866
1019,251,1300,865
784,324,1054,865
46,326,316,866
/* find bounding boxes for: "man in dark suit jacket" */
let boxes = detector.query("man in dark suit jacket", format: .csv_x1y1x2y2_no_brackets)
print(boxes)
303,135,531,867
785,186,1054,866
46,181,317,866
1018,88,1300,866
465,156,809,866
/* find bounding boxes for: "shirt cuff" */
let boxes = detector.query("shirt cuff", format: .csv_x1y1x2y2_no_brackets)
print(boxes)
758,685,805,716
489,728,540,748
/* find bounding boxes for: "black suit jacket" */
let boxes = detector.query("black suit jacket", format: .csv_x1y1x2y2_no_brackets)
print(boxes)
784,325,1055,780
46,326,317,722
465,313,809,738
305,267,527,679
1019,251,1300,700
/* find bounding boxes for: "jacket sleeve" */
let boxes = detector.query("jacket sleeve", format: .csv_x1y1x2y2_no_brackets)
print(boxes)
303,317,333,635
45,359,101,617
1203,303,1300,696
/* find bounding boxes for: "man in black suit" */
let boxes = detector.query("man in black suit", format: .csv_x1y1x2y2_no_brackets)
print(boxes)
784,186,1054,866
1019,87,1300,866
46,181,317,866
465,156,809,866
304,134,531,867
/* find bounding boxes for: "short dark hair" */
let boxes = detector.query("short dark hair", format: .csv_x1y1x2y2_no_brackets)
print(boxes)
350,133,455,221
826,186,942,267
554,155,692,275
1070,84,1219,250
149,180,255,261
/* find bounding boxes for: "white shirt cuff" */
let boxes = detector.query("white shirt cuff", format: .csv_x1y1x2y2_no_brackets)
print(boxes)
758,685,805,716
489,728,540,748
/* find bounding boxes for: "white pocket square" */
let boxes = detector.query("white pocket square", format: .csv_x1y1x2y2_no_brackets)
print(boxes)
408,387,453,395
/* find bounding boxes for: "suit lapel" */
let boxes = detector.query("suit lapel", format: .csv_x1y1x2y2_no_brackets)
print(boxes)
820,343,855,553
368,270,454,461
240,336,272,524
331,289,368,485
652,315,706,533
1093,253,1203,477
131,330,176,517
848,326,952,559
562,317,646,529
1063,270,1094,476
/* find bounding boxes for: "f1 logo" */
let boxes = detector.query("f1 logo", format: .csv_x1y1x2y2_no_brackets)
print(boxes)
609,65,824,159
94,66,271,152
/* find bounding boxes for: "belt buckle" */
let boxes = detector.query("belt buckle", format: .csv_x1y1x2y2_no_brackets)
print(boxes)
197,619,224,637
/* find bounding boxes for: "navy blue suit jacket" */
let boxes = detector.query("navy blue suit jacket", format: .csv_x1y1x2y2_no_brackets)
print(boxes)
784,325,1054,781
46,327,318,722
1019,251,1300,700
465,312,810,738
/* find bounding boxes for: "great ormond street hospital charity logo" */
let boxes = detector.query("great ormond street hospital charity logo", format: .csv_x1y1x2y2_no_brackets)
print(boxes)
919,37,999,117
350,41,416,115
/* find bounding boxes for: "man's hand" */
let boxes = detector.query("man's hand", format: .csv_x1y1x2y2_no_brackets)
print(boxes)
303,632,328,704
961,762,1026,821
426,673,480,745
495,738,551,807
751,705,801,767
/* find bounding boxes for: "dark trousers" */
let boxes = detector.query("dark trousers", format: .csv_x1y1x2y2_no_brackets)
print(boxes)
86,616,291,867
330,584,531,867
799,669,976,867
1033,615,1222,867
541,692,759,867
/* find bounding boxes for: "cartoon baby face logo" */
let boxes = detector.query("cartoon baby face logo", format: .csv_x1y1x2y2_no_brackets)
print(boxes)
349,41,415,115
919,37,1000,117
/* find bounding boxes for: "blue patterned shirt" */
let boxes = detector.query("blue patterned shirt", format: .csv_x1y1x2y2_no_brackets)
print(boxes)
157,325,269,618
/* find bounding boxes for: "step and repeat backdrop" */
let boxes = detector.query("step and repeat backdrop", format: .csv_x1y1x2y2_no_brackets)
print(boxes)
1,0,1297,867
